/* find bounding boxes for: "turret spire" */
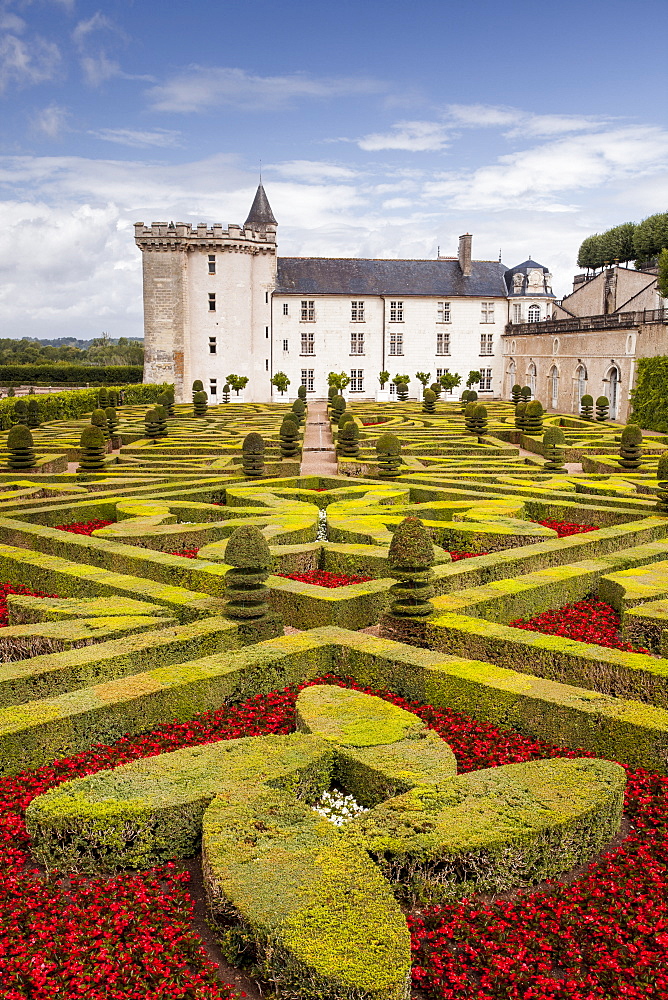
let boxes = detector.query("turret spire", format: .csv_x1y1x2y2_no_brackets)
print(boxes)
244,182,277,231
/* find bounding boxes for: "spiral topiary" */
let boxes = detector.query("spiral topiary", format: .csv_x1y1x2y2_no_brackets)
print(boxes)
376,433,402,479
27,399,41,428
464,401,477,433
223,525,282,642
471,403,488,438
192,379,204,398
387,517,435,619
511,384,522,405
515,401,527,430
429,382,442,398
222,384,230,403
108,389,119,407
524,400,544,436
543,426,567,472
242,432,265,479
618,424,643,470
596,396,609,422
331,395,346,425
279,417,300,459
422,389,436,414
656,452,668,512
105,406,119,437
395,381,408,402
77,425,106,473
328,385,337,404
580,394,594,421
13,399,27,424
193,390,208,417
338,410,354,429
7,424,36,469
91,408,110,442
336,420,360,458
98,387,109,409
297,384,307,401
520,386,532,401
157,390,174,418
291,397,306,426
153,404,168,437
144,408,161,440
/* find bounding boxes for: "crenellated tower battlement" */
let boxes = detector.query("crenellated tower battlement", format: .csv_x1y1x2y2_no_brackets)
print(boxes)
134,220,277,254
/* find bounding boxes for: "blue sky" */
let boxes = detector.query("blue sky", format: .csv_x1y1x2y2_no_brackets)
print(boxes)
1,0,667,339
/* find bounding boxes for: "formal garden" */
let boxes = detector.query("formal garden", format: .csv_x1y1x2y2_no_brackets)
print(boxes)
1,379,668,1000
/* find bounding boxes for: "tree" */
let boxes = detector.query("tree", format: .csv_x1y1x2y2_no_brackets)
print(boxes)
227,374,249,396
440,372,461,395
392,374,410,387
658,248,668,299
327,372,350,393
271,372,290,396
634,213,668,267
415,372,431,389
378,371,390,388
466,370,481,389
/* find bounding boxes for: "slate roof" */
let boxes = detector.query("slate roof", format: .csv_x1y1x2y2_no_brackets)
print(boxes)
504,258,553,297
244,184,277,230
275,257,510,297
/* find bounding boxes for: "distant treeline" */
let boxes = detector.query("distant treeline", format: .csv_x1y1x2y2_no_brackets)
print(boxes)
0,336,143,367
0,364,143,386
577,212,668,271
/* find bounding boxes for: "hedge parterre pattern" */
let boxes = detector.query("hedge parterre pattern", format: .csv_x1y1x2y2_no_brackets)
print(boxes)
2,388,668,997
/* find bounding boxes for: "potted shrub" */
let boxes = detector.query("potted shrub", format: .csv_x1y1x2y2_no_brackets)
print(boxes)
376,370,390,403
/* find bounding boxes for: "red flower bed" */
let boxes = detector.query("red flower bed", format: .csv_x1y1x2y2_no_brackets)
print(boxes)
1,680,666,998
54,520,114,535
532,518,599,538
278,569,371,587
448,551,488,561
361,420,387,426
168,549,200,559
0,582,55,627
511,597,650,654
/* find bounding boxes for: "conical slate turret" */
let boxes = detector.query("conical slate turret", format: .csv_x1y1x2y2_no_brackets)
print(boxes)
244,183,277,231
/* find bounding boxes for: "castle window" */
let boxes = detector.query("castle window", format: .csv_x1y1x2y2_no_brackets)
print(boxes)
350,331,365,355
208,293,216,312
389,300,403,322
480,332,493,356
351,300,365,322
437,301,451,323
481,301,494,323
479,368,492,391
301,300,315,322
513,303,522,324
301,368,314,392
208,255,216,274
209,336,217,355
265,359,269,371
389,332,403,356
350,369,364,392
283,339,289,352
436,331,450,355
266,326,269,339
301,331,314,355
283,303,289,316
528,304,541,322
209,378,217,395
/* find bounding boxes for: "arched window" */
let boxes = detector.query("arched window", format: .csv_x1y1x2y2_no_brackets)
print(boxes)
527,362,537,397
574,364,587,410
549,365,559,410
528,304,540,323
607,366,621,420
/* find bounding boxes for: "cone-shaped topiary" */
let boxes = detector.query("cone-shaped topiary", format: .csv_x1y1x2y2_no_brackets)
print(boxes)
471,403,488,438
224,525,271,619
543,426,567,472
511,384,522,405
98,387,109,408
222,384,230,403
337,419,360,458
580,394,594,420
331,394,346,424
297,384,307,400
193,390,208,417
77,425,106,473
422,388,436,414
464,401,477,433
108,389,119,407
395,381,408,402
105,406,119,437
13,399,27,424
91,408,110,442
596,396,609,422
656,452,668,512
279,417,300,458
376,432,402,479
144,408,161,441
7,424,36,469
515,401,527,430
524,400,544,436
618,423,643,469
242,432,265,478
520,386,532,401
26,399,41,428
387,516,435,619
153,404,168,437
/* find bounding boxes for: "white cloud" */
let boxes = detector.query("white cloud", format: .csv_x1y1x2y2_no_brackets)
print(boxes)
72,12,116,47
445,103,610,138
358,121,449,152
0,28,60,93
90,127,183,148
268,160,357,182
32,103,70,139
146,66,385,113
446,103,521,128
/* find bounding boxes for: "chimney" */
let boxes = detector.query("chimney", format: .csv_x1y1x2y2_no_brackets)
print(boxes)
458,233,472,277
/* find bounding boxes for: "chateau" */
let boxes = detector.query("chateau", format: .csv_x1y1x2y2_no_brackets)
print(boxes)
135,184,556,402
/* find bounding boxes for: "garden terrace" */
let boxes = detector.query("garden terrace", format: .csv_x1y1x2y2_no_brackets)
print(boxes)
2,389,668,999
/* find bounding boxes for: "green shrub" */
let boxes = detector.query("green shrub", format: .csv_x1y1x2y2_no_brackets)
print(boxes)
193,390,208,417
387,517,435,619
242,433,265,479
337,420,360,458
580,394,594,420
618,423,643,469
0,364,142,386
91,408,109,441
331,395,346,424
543,426,566,472
511,384,522,405
26,399,41,428
524,400,544,435
515,401,527,430
596,396,609,422
6,423,36,469
280,418,301,458
395,382,408,402
77,425,106,473
376,433,401,479
422,389,436,414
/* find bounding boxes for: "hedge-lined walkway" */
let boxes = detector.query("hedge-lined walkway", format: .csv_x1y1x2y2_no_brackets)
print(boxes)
300,401,337,476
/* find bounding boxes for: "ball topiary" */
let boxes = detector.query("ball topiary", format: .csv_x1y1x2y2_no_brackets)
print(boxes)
193,390,208,417
543,426,567,472
336,419,360,458
7,423,36,469
395,381,408,402
422,389,436,414
387,516,435,619
27,399,41,428
580,394,594,421
596,396,609,422
279,417,300,459
376,433,402,479
618,423,643,470
511,384,522,405
91,408,110,442
242,432,265,479
77,425,106,473
524,400,544,436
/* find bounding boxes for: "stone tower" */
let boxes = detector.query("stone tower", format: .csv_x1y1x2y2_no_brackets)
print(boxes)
135,184,277,402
